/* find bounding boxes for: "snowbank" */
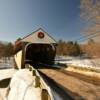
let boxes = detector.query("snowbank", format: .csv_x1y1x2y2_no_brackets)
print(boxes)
6,69,41,100
56,56,100,70
66,67,100,79
0,57,14,69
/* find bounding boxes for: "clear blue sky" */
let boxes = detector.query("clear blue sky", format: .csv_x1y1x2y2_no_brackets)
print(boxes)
0,0,85,42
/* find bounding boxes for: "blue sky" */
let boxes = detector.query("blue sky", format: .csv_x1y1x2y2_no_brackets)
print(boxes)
0,0,85,42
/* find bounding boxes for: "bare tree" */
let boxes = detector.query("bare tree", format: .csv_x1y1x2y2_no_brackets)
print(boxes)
80,0,100,57
80,40,100,58
57,40,81,56
80,0,100,41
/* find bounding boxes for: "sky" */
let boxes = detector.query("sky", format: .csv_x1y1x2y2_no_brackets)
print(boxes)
0,0,85,42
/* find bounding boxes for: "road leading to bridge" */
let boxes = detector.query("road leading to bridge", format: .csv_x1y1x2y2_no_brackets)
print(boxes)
39,68,100,100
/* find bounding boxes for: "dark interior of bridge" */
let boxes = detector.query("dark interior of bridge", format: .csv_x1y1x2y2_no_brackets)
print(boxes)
25,44,56,67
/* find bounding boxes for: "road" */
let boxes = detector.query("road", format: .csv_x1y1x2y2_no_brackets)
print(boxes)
39,68,100,100
0,68,100,100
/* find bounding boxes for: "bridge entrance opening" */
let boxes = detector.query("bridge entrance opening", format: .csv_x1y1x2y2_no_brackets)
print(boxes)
25,43,56,67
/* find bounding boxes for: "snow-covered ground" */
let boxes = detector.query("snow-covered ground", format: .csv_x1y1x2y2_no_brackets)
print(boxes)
55,56,100,70
0,69,42,100
66,67,100,79
7,69,41,100
0,68,17,100
0,57,14,69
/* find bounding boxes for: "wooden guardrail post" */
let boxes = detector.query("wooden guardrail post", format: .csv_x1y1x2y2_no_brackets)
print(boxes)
34,76,40,88
29,66,32,71
41,89,49,100
25,64,30,69
27,65,52,100
32,69,36,76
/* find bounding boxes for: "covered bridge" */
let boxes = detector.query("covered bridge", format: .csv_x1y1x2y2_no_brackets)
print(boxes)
14,28,57,69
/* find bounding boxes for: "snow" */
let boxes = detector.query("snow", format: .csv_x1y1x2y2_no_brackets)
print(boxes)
66,67,100,79
0,68,16,100
55,56,100,70
0,57,14,69
7,69,41,100
0,69,16,80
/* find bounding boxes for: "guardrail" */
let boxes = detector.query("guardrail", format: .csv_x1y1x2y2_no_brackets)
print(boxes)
25,64,54,100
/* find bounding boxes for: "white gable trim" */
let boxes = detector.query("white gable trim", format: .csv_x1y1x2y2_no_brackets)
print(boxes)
21,28,57,44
